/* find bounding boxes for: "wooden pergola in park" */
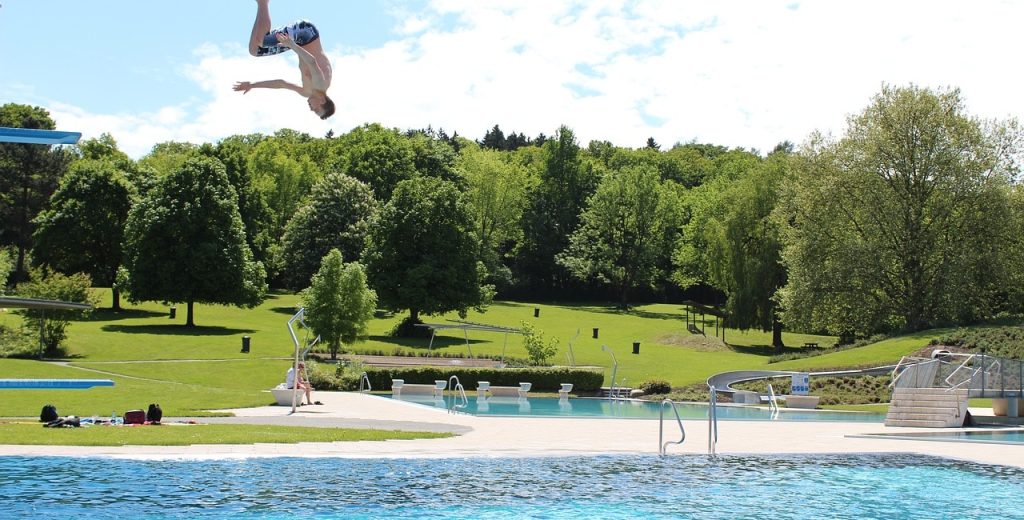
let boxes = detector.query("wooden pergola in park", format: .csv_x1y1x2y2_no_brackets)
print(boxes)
415,320,523,364
681,300,728,342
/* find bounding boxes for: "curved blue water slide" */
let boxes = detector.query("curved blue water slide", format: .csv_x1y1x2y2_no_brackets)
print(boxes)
0,127,81,145
0,379,114,390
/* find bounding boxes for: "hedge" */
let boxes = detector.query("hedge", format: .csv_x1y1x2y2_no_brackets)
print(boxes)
364,367,604,392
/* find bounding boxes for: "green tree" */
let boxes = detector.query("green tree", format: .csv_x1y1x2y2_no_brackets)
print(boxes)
137,141,201,177
364,177,493,332
32,160,135,310
249,138,320,243
516,126,601,293
332,123,417,201
279,173,377,291
460,144,532,288
14,268,96,357
778,85,1022,334
122,157,267,326
0,104,72,283
689,153,789,348
557,164,670,308
301,249,378,360
205,135,276,274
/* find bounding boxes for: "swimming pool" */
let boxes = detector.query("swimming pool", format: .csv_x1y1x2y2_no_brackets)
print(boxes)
387,394,884,422
3,454,1022,518
857,429,1024,445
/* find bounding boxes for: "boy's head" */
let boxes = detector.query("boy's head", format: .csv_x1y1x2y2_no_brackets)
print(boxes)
308,93,335,120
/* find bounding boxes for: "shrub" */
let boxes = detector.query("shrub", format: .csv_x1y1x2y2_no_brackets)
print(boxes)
14,268,96,357
0,326,36,358
639,380,672,395
520,321,558,365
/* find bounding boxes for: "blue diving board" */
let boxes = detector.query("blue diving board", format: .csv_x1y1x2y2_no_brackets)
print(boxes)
0,379,114,390
0,127,82,145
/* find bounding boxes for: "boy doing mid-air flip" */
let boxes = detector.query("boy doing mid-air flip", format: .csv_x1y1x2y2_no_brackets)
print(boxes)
234,0,334,119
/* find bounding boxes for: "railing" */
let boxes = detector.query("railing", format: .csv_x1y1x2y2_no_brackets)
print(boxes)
890,352,1024,399
708,386,719,456
358,372,372,392
658,399,686,456
601,345,618,400
766,383,780,419
447,375,468,413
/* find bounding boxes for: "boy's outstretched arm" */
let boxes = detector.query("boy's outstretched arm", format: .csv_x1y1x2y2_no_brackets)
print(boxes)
233,80,305,95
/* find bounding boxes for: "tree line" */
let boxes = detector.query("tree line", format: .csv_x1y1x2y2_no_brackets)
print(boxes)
2,84,1022,346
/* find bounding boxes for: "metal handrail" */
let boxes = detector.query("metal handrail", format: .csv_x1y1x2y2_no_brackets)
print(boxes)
766,383,780,419
601,345,618,400
447,375,468,413
708,386,719,456
658,399,686,456
943,354,977,387
566,328,579,366
358,372,372,392
889,355,909,388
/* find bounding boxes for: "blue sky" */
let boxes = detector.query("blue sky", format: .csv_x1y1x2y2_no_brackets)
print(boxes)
2,1,1022,158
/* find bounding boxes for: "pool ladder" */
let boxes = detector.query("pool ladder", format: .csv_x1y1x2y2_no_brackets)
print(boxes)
766,383,780,419
658,399,686,456
708,385,719,456
358,372,372,392
447,375,468,414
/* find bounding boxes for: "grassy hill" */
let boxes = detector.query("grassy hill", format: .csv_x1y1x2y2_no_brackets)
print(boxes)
0,288,949,417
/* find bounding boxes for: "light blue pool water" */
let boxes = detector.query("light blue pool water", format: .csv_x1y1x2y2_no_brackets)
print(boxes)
4,454,1023,518
387,394,885,422
864,429,1024,444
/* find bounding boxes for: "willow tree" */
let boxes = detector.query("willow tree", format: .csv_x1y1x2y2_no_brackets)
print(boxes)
778,84,1022,334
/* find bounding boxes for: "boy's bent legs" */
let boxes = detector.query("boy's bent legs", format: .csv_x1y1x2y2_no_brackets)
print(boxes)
248,0,272,56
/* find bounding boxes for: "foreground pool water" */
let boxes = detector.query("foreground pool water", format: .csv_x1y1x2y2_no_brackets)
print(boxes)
387,394,885,422
4,454,1023,518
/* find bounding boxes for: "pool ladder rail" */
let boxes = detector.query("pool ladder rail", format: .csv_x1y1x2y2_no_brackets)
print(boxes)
447,375,469,414
766,383,780,419
708,386,719,456
658,399,686,456
358,372,372,393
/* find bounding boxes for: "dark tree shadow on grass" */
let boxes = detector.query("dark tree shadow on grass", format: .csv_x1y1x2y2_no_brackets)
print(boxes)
77,308,166,322
101,324,255,336
727,343,785,357
270,306,301,316
549,302,689,322
366,335,487,351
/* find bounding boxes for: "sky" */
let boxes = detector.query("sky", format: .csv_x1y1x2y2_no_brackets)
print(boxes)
1,0,1022,159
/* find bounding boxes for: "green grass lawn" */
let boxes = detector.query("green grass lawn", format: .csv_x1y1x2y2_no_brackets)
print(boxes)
0,421,450,446
0,287,952,419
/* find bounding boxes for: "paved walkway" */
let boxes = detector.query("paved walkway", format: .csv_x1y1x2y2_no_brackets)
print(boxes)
3,392,1024,467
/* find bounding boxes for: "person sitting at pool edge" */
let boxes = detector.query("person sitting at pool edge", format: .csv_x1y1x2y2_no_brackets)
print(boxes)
285,362,315,406
234,0,335,120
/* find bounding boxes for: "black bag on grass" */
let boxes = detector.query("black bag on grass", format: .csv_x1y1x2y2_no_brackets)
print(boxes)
40,404,58,423
146,403,162,423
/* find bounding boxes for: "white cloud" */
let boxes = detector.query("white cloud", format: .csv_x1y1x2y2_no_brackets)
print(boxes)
40,0,1024,158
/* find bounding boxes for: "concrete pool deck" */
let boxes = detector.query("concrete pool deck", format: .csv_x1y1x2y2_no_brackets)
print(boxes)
2,392,1024,468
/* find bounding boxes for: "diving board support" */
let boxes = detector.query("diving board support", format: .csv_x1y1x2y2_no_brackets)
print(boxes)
0,127,81,145
0,379,114,390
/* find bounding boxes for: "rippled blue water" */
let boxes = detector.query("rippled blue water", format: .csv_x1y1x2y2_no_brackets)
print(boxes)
4,454,1023,519
388,394,884,422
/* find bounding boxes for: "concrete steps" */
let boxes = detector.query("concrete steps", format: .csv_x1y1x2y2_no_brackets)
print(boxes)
885,387,968,428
